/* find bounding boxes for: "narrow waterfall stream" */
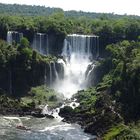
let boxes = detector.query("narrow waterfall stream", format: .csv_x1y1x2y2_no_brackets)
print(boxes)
7,31,23,44
2,33,98,140
32,33,49,55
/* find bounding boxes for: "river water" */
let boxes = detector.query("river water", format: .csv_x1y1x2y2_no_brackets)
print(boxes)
0,116,95,140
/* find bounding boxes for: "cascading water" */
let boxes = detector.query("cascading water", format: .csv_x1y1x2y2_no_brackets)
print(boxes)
47,62,61,86
96,36,99,57
32,33,49,55
49,63,53,86
2,33,99,140
44,64,47,88
7,31,23,44
53,34,99,99
7,31,23,94
7,31,12,44
53,62,59,82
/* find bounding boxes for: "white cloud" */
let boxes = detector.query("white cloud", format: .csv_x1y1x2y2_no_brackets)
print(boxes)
0,0,140,15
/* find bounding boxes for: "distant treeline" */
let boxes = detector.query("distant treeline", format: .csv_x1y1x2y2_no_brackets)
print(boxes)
0,3,140,19
0,3,140,57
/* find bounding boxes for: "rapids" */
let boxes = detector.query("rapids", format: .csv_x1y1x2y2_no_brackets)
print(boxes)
0,116,95,140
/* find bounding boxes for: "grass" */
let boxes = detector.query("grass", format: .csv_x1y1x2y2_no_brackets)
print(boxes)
103,123,140,140
103,124,126,140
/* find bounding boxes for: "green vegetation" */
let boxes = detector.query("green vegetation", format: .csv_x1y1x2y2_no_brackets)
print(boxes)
103,124,127,140
0,3,140,139
0,3,140,57
0,3,140,19
106,40,140,121
20,37,30,48
0,38,60,115
74,88,97,112
60,40,140,139
0,3,140,59
0,38,57,96
103,123,140,140
21,86,63,108
0,85,62,115
0,93,21,115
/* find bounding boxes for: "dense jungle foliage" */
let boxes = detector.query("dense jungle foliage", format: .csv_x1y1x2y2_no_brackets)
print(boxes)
0,3,140,139
0,38,57,96
0,3,140,19
59,40,140,139
0,3,140,56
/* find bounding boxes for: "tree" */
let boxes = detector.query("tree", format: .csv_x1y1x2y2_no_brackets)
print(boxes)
20,37,29,48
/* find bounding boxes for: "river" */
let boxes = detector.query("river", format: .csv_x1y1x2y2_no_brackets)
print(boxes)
0,116,95,140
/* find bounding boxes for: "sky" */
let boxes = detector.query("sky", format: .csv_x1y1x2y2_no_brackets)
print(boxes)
0,0,140,16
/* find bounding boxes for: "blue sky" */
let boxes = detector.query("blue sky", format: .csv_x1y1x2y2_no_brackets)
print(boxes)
0,0,140,16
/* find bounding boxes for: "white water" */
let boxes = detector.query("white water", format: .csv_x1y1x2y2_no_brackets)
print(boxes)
7,31,13,44
0,116,94,140
42,100,80,120
7,31,23,44
53,34,97,99
49,63,53,85
32,33,49,55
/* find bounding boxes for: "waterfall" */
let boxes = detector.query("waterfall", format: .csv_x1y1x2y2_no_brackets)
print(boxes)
9,70,12,95
32,33,49,55
57,59,65,80
85,62,96,87
96,36,99,58
39,34,42,53
53,63,59,81
7,31,23,45
53,34,99,98
7,31,12,44
49,63,53,86
44,64,47,88
48,62,60,86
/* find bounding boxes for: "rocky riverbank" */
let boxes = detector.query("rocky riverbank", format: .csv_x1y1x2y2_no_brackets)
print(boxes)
0,85,64,118
0,95,54,118
59,101,122,137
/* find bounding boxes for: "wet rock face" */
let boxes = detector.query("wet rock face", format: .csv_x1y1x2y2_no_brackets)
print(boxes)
7,31,65,56
55,62,64,80
0,60,64,97
85,59,111,87
0,62,45,96
59,106,74,117
47,33,64,56
31,33,65,56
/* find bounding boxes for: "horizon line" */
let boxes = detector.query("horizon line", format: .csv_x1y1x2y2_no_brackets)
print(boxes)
0,2,140,17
